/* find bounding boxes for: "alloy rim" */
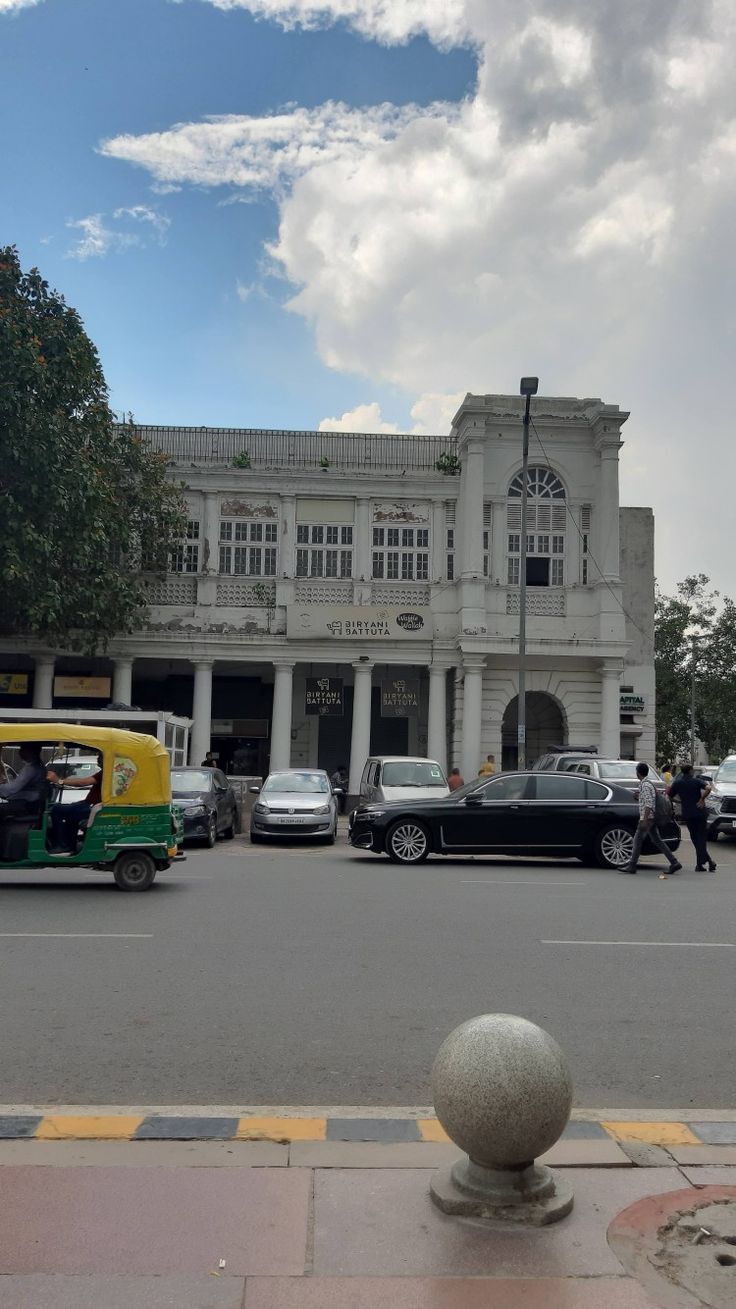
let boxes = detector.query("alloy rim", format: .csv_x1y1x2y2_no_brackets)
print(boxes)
122,857,149,885
390,823,427,862
600,827,634,867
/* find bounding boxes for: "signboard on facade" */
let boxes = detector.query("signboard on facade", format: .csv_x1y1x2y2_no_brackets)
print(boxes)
381,677,420,717
287,605,432,641
53,676,111,700
620,693,645,714
0,674,28,696
305,678,344,716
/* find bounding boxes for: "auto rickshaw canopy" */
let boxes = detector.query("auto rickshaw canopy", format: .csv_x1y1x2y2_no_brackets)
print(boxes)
0,723,171,807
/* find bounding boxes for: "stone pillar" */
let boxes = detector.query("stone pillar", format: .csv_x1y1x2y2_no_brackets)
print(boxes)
280,495,296,579
427,665,448,770
190,661,213,764
600,661,622,758
32,656,55,709
595,436,622,582
112,657,133,705
459,436,485,579
202,491,220,575
348,662,373,797
355,498,371,583
270,661,295,770
432,501,446,582
461,657,485,782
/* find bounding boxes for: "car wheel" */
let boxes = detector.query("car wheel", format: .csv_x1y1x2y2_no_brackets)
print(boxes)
386,819,430,864
113,850,156,892
595,824,635,869
205,814,217,848
223,812,236,840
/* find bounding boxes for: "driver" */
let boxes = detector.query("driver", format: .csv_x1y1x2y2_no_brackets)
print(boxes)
47,753,103,854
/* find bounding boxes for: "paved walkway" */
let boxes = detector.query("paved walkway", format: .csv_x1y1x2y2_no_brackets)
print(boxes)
1,1114,735,1306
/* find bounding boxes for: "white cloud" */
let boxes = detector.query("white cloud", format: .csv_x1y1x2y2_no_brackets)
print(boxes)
319,401,400,433
318,392,464,434
200,0,471,46
66,207,170,260
0,0,44,12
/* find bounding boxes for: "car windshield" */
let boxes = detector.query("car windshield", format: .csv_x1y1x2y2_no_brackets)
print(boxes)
171,770,211,793
717,761,736,781
600,762,661,781
381,762,446,787
263,772,329,794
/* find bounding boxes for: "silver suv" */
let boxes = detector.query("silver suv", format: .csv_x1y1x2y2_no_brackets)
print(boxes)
534,751,663,794
705,755,736,840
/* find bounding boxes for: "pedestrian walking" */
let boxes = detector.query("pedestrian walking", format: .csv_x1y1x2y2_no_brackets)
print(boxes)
668,762,716,872
661,762,673,786
448,767,465,791
621,762,682,876
478,754,496,777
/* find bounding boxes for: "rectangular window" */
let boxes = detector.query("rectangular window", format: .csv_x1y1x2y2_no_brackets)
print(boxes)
294,521,353,579
552,535,564,554
447,554,455,581
219,519,279,576
508,533,520,554
508,557,520,586
551,558,564,586
171,519,200,573
372,518,431,581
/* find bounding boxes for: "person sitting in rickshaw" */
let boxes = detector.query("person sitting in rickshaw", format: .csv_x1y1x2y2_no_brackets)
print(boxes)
0,745,47,819
47,753,103,854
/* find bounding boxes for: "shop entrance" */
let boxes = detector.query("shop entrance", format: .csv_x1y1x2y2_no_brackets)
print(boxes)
502,692,566,769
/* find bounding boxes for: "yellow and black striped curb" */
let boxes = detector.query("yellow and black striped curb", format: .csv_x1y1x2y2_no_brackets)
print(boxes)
2,1113,736,1145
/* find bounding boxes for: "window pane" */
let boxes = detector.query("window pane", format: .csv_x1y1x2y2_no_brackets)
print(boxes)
400,552,414,580
416,553,429,580
296,525,309,544
508,558,520,585
508,533,520,553
446,529,454,549
248,547,260,573
326,526,338,545
234,521,248,541
447,555,454,580
373,528,384,546
296,549,308,576
551,559,564,586
219,545,231,573
387,552,399,579
479,775,530,801
264,548,276,575
402,528,413,547
265,523,278,543
234,547,248,574
552,535,564,554
311,526,324,544
250,522,263,542
417,529,429,547
340,550,352,577
325,549,338,577
387,528,399,547
310,552,323,576
372,552,384,578
538,534,549,554
341,526,353,545
534,774,588,800
220,521,233,542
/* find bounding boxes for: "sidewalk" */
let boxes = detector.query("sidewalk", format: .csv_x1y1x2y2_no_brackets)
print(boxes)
0,1111,735,1307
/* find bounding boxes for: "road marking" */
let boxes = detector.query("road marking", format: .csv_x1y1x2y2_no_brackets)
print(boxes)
542,939,735,948
0,933,153,939
462,879,580,886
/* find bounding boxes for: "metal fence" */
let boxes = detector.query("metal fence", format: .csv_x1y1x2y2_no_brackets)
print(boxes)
130,425,456,473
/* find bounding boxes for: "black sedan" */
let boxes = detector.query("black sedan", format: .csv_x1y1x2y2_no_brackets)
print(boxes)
170,766,239,847
349,770,681,869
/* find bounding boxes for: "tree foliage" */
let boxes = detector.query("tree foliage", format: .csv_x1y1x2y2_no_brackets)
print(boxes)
0,246,185,651
655,575,736,763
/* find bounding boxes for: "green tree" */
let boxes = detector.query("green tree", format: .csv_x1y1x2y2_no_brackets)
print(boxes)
655,575,736,763
0,246,185,651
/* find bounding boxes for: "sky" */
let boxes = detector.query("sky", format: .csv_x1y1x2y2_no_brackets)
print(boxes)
1,0,735,594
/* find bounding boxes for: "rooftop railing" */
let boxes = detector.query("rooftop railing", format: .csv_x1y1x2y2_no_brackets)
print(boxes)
131,425,456,472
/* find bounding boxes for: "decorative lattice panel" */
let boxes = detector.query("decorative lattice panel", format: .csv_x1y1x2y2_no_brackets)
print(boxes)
506,590,566,616
294,582,353,604
216,581,276,606
371,586,431,606
146,578,197,605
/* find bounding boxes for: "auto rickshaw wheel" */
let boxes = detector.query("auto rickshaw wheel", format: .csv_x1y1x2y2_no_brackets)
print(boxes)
113,850,156,892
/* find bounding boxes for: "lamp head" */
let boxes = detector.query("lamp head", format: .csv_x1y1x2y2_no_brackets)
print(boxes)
519,377,539,396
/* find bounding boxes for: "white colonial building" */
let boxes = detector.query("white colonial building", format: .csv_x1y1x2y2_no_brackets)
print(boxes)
0,394,656,789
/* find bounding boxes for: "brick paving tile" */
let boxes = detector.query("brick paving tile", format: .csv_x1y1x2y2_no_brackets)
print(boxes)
689,1122,736,1144
244,1276,659,1307
312,1167,684,1277
0,1166,310,1276
326,1118,421,1142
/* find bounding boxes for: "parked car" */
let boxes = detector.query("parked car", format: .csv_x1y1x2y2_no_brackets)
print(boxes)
705,755,736,841
250,769,338,843
359,756,450,804
556,757,665,793
170,766,239,846
349,769,681,868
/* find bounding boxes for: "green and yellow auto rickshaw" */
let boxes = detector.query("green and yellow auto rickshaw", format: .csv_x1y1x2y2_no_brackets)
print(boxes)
0,724,180,891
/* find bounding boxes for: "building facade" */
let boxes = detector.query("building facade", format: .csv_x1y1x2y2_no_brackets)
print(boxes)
0,394,656,786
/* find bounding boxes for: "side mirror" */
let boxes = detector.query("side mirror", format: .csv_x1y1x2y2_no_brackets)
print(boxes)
249,785,260,794
465,792,484,806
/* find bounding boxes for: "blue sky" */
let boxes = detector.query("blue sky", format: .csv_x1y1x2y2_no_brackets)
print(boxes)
2,0,735,590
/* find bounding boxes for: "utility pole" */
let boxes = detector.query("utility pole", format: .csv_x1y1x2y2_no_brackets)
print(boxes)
690,635,696,765
518,378,539,770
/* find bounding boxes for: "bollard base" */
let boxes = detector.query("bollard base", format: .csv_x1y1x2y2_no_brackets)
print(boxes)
430,1157,574,1226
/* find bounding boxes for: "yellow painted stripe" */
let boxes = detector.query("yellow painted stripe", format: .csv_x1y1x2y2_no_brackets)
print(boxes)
235,1116,326,1142
417,1118,451,1143
602,1121,700,1146
35,1115,143,1140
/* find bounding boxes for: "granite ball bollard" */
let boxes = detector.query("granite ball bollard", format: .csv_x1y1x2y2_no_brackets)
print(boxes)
429,1014,574,1225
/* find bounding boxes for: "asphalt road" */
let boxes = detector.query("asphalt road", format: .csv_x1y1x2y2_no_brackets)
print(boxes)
1,832,735,1109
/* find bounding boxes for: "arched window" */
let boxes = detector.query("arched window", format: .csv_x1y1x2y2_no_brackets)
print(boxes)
507,466,566,588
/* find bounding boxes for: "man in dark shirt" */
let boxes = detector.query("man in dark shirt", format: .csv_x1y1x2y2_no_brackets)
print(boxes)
0,745,47,818
668,763,716,872
47,754,103,854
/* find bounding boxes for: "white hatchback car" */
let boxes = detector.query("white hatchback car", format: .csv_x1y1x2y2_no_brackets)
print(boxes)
359,756,449,804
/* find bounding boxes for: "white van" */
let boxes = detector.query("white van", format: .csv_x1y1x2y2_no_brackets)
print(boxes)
359,756,450,804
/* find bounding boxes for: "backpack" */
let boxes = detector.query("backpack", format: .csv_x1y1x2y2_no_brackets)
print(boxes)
654,789,674,826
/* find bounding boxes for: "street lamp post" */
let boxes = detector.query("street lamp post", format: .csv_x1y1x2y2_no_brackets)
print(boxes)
689,632,710,764
517,377,539,770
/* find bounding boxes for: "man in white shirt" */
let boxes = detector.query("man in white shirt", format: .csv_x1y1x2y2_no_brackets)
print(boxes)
622,762,682,875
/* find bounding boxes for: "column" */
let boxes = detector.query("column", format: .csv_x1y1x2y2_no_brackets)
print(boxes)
280,495,296,579
459,436,485,579
348,662,373,797
112,657,133,705
354,497,371,583
270,661,294,770
427,665,448,770
189,661,213,764
202,491,220,575
461,657,485,783
600,661,622,757
596,436,623,582
32,655,55,709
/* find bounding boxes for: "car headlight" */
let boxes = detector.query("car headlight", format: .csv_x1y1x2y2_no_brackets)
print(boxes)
314,804,331,815
253,802,269,814
357,810,385,822
706,796,722,812
184,805,206,816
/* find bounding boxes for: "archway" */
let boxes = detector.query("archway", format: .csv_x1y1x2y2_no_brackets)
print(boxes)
502,692,566,770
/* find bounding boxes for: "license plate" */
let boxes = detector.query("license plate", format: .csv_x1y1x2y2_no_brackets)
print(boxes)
277,815,309,824
732,820,736,829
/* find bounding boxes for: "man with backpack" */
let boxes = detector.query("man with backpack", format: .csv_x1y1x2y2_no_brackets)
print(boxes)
621,762,682,876
668,762,716,872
